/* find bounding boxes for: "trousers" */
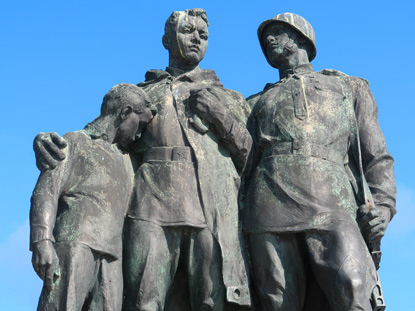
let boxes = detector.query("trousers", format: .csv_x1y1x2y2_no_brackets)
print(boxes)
249,219,376,311
122,219,227,311
37,242,122,311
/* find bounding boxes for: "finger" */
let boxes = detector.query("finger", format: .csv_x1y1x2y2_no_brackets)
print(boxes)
50,132,68,149
359,212,381,230
358,215,373,231
368,209,383,218
44,138,66,161
36,143,58,170
368,226,386,242
45,266,55,290
189,89,201,96
368,232,385,243
34,264,46,281
36,157,50,172
32,261,40,276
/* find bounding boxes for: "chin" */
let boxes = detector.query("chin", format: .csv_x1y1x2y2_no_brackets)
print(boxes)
184,53,204,64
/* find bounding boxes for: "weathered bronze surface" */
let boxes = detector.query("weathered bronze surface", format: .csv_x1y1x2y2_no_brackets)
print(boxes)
242,12,396,311
30,9,395,311
30,84,155,310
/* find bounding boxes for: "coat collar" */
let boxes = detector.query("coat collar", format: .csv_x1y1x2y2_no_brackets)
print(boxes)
139,66,223,88
280,63,313,80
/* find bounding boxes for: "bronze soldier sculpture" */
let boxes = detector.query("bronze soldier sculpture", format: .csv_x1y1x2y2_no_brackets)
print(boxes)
242,13,396,311
33,8,252,311
30,84,155,310
122,8,252,311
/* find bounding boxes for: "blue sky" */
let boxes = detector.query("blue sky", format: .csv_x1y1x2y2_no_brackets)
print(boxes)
1,0,414,309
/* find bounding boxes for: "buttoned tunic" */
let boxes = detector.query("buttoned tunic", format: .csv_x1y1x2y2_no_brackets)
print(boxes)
243,64,396,233
127,67,252,305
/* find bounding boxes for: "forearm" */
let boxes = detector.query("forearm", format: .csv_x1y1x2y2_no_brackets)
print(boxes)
210,113,252,169
30,192,58,249
352,77,397,219
30,164,68,249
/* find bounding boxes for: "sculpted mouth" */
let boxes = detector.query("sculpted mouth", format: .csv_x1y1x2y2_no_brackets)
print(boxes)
189,46,200,52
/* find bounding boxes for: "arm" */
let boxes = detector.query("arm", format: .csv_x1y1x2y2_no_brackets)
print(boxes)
189,88,252,173
30,135,72,288
240,93,264,194
351,77,396,241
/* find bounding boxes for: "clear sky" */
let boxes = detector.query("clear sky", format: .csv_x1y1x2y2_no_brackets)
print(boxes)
1,0,414,310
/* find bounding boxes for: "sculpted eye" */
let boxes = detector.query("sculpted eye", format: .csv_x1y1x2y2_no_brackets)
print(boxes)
180,26,193,34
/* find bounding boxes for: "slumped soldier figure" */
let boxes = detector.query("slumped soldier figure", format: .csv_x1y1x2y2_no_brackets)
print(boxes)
243,13,396,311
30,84,155,310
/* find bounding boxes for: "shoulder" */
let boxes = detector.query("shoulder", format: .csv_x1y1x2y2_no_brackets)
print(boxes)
246,81,280,115
246,89,267,112
63,130,88,145
318,68,369,86
138,69,170,87
61,131,91,157
196,69,223,87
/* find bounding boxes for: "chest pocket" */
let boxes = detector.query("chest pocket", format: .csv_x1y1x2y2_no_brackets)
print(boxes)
308,76,346,102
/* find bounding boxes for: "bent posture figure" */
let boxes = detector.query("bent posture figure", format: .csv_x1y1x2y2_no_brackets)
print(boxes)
33,9,252,311
30,84,155,311
243,13,396,311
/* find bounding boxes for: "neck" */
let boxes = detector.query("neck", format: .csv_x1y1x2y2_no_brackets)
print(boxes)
278,49,310,80
83,115,118,144
168,56,199,73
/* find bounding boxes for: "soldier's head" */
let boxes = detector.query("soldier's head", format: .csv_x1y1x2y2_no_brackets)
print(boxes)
162,9,209,69
88,83,156,150
258,13,316,69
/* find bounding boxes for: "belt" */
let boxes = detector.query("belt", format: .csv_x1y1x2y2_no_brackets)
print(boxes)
262,141,345,166
143,146,193,162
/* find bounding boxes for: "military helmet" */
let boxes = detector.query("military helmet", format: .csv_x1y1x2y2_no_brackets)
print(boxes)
258,13,317,67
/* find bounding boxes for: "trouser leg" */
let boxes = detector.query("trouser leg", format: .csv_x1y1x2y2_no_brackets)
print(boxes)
98,256,123,311
187,228,226,311
304,221,376,311
248,232,306,311
122,219,181,311
37,242,98,311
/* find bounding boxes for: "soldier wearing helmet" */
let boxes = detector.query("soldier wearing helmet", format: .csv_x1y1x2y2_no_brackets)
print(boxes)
242,13,396,311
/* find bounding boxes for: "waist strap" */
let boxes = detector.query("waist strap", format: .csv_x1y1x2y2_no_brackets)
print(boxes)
262,141,345,166
143,146,193,162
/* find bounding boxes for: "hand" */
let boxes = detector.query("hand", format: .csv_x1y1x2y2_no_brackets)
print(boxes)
358,206,391,243
32,240,60,290
33,132,67,171
188,88,225,122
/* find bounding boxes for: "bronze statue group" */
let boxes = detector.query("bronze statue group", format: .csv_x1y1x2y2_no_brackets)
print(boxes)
30,9,396,311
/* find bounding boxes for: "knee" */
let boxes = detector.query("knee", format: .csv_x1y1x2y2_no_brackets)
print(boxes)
343,273,364,294
336,256,365,296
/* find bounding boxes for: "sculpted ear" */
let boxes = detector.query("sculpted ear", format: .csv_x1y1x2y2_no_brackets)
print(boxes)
162,35,169,50
121,106,133,120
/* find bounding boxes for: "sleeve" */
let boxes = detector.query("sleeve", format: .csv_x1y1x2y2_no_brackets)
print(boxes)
29,133,74,250
239,90,268,209
205,88,253,174
351,77,397,220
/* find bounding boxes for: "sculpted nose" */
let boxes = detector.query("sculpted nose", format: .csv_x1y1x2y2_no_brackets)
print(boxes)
192,31,201,43
267,35,275,45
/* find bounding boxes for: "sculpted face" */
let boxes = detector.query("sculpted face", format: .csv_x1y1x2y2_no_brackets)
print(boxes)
262,23,297,68
115,98,153,151
169,14,209,65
